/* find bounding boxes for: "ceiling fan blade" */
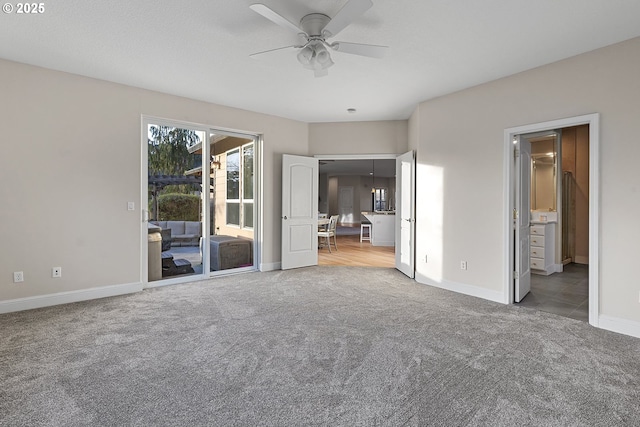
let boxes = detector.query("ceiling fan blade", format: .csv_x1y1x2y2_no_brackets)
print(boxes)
331,41,387,58
322,0,373,38
249,45,298,58
250,4,303,35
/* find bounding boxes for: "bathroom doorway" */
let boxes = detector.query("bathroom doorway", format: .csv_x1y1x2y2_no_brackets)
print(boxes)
518,125,590,321
506,114,599,325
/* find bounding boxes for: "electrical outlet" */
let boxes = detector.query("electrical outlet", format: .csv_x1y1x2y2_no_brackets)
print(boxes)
52,267,62,278
13,271,24,283
460,261,467,270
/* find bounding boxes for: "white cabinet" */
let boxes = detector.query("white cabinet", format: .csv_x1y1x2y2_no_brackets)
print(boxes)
530,222,556,275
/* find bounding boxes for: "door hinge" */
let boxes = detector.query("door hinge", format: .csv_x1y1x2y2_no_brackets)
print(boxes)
513,271,518,280
513,208,518,219
514,149,520,160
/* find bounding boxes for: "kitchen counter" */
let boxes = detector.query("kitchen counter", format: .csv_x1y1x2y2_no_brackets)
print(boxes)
362,212,395,246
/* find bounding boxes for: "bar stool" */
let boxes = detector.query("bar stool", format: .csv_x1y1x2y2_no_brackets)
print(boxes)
360,221,372,242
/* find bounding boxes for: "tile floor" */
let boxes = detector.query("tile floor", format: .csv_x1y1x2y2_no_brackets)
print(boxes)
518,263,589,322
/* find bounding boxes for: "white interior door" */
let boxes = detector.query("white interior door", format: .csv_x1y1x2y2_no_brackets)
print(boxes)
281,154,318,270
515,136,531,302
395,151,415,278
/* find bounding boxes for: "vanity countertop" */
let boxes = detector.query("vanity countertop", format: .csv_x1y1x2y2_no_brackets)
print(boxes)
362,211,395,215
531,210,558,224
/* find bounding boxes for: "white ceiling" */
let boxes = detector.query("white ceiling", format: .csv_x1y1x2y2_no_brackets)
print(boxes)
2,0,640,123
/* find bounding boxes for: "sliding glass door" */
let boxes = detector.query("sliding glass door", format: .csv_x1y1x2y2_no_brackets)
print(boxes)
146,122,205,282
206,131,256,273
142,118,259,286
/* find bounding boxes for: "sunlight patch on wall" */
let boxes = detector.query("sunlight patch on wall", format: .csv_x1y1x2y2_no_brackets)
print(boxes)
418,163,444,283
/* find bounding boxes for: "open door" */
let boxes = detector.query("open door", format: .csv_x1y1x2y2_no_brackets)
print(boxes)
395,151,415,278
515,136,531,301
281,154,319,270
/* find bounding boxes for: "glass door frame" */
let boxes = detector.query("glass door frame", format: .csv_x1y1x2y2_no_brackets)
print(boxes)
141,116,261,288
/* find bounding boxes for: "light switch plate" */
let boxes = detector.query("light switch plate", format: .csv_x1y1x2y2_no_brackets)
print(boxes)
127,202,135,211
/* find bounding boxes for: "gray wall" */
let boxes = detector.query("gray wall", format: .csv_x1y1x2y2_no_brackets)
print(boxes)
309,121,408,155
0,59,307,302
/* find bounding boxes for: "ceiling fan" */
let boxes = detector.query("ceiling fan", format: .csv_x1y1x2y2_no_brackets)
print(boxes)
249,0,388,77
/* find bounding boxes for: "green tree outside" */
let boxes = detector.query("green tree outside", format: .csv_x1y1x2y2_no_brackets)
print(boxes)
148,125,203,219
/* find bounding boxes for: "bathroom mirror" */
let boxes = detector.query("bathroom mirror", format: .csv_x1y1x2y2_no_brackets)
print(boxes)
531,153,556,211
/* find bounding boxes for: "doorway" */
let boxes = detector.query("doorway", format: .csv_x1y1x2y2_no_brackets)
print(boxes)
317,156,397,268
505,114,599,326
517,126,590,321
281,152,415,275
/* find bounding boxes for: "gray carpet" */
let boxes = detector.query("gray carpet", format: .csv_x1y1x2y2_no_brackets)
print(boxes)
1,267,639,426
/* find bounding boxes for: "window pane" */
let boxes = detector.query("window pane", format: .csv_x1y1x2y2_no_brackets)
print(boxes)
243,202,253,228
243,144,254,200
227,202,240,226
226,149,240,200
374,188,387,210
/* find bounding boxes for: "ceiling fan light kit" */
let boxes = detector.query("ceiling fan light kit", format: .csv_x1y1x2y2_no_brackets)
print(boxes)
250,0,387,77
297,42,334,77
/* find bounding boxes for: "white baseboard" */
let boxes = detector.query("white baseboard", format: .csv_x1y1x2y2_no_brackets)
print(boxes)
0,282,143,314
554,263,564,273
260,262,281,272
598,315,640,339
415,272,506,304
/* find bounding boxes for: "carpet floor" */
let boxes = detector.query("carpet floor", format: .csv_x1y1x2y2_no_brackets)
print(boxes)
1,267,639,426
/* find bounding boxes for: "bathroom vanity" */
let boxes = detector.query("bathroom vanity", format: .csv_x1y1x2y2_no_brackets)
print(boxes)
530,211,559,275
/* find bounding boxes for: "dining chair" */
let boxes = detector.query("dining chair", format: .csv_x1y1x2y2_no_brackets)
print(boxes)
318,215,339,252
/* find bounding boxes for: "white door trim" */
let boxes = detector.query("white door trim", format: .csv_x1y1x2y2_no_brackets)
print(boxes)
503,113,599,326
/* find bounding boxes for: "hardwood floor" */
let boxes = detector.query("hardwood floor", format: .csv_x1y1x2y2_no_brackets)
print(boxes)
318,233,395,267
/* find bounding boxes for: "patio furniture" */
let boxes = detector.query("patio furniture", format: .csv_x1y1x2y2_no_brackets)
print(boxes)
160,229,172,251
148,223,162,281
203,235,253,271
161,252,195,277
150,220,201,246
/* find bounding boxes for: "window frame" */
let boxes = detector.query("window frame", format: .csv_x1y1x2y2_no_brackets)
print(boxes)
225,142,254,230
